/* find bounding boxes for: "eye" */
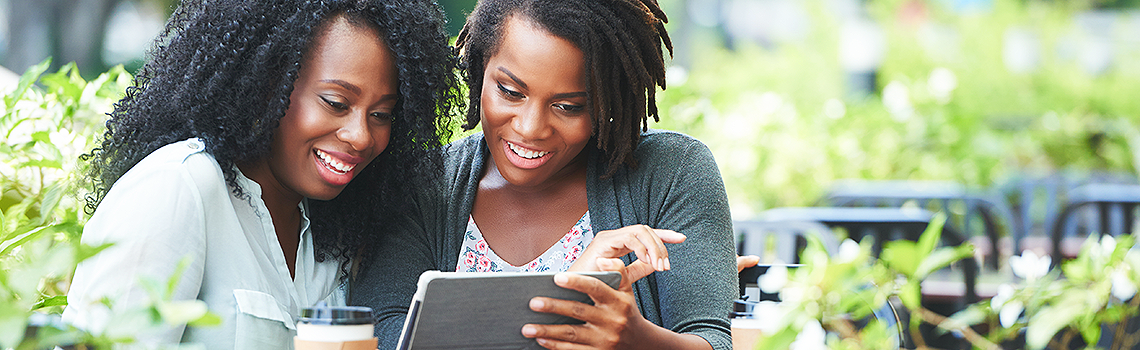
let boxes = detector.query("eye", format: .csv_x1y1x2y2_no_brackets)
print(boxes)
320,96,348,110
497,83,524,100
554,103,584,113
370,111,394,124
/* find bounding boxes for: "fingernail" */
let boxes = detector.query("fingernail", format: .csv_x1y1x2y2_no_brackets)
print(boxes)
530,298,544,310
657,258,664,271
554,273,569,285
522,325,537,337
665,258,671,270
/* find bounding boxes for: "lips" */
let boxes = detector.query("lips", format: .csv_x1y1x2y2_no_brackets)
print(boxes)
314,149,362,186
502,140,551,169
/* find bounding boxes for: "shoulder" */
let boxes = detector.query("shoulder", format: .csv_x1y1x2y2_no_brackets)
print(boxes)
631,129,717,169
442,133,487,176
105,138,227,203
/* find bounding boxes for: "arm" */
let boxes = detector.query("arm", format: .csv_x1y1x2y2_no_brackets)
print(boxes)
63,161,208,345
349,191,439,347
643,138,737,350
526,135,736,350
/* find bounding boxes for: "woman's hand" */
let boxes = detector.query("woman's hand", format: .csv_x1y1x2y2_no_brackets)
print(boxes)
568,225,685,273
737,255,760,272
521,258,655,349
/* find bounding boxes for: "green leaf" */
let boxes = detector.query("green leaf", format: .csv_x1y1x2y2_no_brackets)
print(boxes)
18,159,63,169
187,311,222,327
1027,302,1083,349
917,212,947,256
899,281,921,311
0,226,49,257
914,244,974,279
31,295,69,310
38,183,65,220
752,324,798,350
39,63,84,103
4,58,51,110
156,300,209,326
1079,319,1101,347
948,303,988,327
76,242,114,264
167,257,193,300
881,241,919,277
0,314,28,349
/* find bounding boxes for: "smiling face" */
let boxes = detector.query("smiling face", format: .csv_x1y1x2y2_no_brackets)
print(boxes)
480,15,592,189
258,17,398,202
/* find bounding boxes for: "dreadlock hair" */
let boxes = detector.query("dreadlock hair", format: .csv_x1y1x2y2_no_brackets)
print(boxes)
456,0,672,176
81,0,459,279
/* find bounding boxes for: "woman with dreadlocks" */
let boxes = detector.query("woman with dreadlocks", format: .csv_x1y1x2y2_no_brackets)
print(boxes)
62,0,456,347
353,0,735,348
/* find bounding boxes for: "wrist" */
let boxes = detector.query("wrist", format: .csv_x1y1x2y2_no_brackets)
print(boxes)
626,318,713,350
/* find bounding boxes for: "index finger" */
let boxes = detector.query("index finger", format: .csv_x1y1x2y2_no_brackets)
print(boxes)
552,272,621,305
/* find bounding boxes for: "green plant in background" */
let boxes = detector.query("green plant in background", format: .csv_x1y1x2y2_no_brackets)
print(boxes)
654,0,1140,217
746,213,1140,349
749,213,992,350
950,234,1140,350
1,59,218,350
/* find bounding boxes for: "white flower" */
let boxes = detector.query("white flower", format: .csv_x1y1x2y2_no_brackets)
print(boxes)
1111,270,1137,300
1009,251,1050,282
990,284,1023,328
882,81,913,121
1101,235,1118,256
926,67,958,104
791,319,827,350
837,239,860,263
760,264,788,294
823,98,846,120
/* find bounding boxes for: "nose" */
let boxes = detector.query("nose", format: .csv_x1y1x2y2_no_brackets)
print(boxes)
513,103,553,140
336,112,372,152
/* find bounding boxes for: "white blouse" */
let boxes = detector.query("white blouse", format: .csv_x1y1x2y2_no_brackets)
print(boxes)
63,138,343,349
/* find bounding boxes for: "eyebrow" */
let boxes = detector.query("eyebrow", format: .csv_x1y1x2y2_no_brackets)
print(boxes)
320,79,361,95
497,67,528,90
498,67,586,99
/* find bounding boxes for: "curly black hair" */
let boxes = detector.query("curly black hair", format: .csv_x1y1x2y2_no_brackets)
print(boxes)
81,0,459,278
455,0,672,175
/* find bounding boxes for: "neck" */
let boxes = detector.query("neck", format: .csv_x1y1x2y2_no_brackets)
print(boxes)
482,149,589,196
237,161,303,218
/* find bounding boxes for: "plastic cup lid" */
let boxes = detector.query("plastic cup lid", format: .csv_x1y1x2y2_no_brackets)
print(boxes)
299,304,374,325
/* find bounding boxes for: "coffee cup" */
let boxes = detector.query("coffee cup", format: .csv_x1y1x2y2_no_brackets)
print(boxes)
294,304,377,350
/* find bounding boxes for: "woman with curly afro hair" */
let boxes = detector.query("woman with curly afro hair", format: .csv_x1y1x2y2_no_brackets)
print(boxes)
62,0,458,348
353,0,736,349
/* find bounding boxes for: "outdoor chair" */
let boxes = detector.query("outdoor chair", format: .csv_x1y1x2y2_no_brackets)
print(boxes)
1049,183,1140,267
820,179,1015,271
755,206,979,349
1000,171,1138,259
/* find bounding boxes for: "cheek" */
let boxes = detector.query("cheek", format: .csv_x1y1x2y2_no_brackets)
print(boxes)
372,126,392,154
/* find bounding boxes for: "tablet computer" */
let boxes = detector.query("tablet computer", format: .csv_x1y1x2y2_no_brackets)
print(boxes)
396,270,622,350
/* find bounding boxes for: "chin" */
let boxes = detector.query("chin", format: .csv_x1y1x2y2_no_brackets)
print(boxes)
307,188,346,202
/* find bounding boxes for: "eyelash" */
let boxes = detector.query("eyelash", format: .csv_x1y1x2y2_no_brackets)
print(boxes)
370,112,393,122
320,96,348,110
497,83,524,100
555,103,584,113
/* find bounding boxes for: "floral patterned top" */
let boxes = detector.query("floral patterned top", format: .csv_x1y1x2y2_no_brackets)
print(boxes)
457,212,593,272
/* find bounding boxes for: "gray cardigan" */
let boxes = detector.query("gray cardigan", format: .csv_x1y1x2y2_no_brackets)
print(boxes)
351,130,737,350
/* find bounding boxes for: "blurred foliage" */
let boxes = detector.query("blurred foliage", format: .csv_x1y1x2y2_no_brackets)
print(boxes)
654,0,1140,217
748,215,1140,349
0,59,217,349
948,235,1140,349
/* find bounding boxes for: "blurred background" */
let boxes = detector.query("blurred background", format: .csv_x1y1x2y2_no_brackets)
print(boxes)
3,0,1139,228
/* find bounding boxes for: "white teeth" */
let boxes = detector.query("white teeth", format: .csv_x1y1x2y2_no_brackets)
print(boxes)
315,150,355,174
507,142,550,159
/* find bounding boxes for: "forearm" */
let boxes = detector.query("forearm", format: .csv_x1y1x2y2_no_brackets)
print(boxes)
634,319,714,350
